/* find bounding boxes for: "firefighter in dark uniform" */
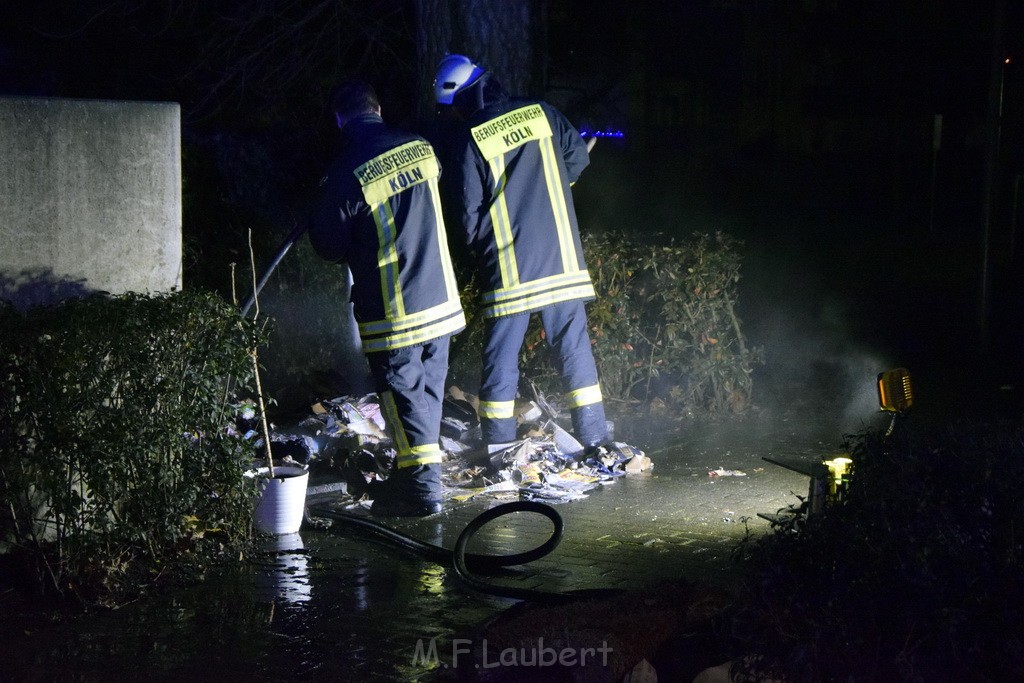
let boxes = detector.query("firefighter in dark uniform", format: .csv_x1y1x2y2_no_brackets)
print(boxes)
309,80,465,516
433,55,607,453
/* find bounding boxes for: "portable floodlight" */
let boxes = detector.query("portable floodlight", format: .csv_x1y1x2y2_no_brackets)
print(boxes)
878,367,913,436
759,368,916,524
877,368,913,413
823,455,853,496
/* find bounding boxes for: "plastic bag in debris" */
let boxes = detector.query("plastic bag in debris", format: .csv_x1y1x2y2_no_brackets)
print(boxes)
308,397,391,454
519,482,591,503
516,400,544,423
708,467,746,477
272,416,341,460
441,435,615,503
443,394,479,425
289,387,652,506
440,435,472,455
543,469,601,490
580,456,627,478
280,395,398,493
353,448,395,477
548,421,584,457
268,433,318,465
607,442,653,473
338,400,387,437
488,441,537,471
439,414,654,501
441,416,480,442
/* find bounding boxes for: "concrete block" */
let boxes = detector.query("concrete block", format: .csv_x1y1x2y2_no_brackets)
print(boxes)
0,96,182,309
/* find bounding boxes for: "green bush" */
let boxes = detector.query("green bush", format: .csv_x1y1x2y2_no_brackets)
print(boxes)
260,229,762,418
453,230,761,415
0,291,266,605
729,421,1024,681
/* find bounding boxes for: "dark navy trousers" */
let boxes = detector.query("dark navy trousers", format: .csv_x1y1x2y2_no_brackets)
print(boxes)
366,337,449,499
479,300,607,448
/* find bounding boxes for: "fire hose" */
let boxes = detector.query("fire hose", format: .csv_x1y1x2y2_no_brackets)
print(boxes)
308,500,620,603
241,220,309,317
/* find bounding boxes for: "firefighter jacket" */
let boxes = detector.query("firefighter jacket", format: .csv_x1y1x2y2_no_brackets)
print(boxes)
451,97,595,318
309,113,465,353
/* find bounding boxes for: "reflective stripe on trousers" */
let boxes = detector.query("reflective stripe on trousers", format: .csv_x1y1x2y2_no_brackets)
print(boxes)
366,337,450,472
479,300,606,446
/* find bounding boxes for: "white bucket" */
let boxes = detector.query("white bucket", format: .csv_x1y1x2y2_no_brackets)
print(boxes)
250,465,309,535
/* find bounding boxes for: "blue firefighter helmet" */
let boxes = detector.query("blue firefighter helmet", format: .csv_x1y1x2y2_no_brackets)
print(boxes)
434,54,486,105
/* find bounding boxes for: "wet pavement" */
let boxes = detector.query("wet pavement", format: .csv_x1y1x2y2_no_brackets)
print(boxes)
6,393,889,682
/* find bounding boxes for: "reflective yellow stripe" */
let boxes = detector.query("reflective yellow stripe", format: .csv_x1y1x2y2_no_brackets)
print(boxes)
484,284,595,318
382,399,444,467
479,400,515,419
356,176,465,351
356,141,443,322
469,105,592,315
538,136,577,273
380,391,409,453
483,271,593,304
396,448,444,468
359,298,463,336
472,105,557,293
361,311,466,353
486,154,519,289
566,384,602,408
428,177,461,300
369,200,404,319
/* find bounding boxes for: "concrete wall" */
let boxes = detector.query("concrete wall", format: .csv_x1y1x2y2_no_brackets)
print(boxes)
0,96,182,309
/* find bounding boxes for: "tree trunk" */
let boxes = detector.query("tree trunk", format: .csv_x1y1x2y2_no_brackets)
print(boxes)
414,0,542,121
415,0,454,122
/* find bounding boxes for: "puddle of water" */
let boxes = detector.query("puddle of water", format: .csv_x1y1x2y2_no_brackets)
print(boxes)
8,530,508,680
5,415,843,680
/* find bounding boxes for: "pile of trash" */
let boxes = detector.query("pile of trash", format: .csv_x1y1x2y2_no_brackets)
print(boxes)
243,386,652,508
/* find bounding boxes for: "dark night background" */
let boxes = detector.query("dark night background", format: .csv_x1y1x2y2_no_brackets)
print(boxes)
3,0,1024,417
5,4,1024,679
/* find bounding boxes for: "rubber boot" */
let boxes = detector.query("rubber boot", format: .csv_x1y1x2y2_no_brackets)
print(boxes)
370,463,443,517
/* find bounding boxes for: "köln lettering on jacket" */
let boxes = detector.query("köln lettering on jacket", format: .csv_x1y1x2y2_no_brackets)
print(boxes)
356,140,440,205
472,104,554,161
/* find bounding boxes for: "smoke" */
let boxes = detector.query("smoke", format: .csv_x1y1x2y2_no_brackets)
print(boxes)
745,276,897,439
252,245,373,415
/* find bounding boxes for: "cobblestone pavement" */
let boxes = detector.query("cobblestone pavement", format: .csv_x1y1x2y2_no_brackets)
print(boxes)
10,399,879,682
11,358,1010,681
264,400,870,681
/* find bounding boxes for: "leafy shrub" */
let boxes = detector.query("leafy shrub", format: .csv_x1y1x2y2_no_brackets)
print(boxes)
513,230,762,414
266,229,763,418
0,291,266,605
728,421,1024,681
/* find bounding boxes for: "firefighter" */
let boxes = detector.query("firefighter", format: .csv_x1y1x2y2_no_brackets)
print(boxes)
309,79,465,516
433,55,608,454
